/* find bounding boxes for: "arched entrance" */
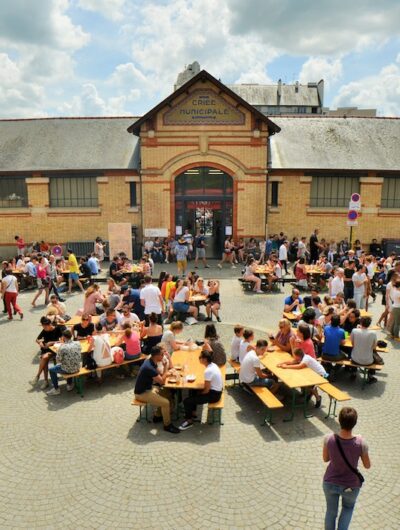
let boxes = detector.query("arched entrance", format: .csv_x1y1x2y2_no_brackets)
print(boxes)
174,166,233,258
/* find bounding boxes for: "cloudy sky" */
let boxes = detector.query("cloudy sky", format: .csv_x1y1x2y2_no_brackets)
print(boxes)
1,0,399,118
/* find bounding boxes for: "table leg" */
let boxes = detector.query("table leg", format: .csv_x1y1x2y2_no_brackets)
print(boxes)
302,387,314,419
283,390,296,422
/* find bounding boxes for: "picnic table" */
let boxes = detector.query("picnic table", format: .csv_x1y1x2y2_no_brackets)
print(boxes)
65,315,100,327
283,311,302,322
260,347,329,421
50,333,120,354
121,265,143,274
254,266,273,275
189,292,207,304
305,266,324,275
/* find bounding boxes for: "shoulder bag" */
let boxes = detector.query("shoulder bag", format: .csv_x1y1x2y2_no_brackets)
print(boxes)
334,434,364,485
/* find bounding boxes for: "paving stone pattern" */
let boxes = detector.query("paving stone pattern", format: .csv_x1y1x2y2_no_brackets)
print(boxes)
0,263,399,529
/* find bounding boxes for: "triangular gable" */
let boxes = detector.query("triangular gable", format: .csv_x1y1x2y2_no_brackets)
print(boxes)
127,70,280,136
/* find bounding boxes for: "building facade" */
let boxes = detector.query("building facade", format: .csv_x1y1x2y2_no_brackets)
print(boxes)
0,69,399,256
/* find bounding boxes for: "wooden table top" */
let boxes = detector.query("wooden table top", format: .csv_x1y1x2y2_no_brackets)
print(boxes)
164,348,225,390
65,315,100,326
51,333,120,354
360,309,372,318
189,293,207,303
254,267,274,275
305,267,324,275
283,311,302,321
260,348,327,389
121,265,143,274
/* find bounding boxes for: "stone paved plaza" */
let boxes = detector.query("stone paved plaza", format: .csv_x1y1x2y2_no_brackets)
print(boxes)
1,262,399,529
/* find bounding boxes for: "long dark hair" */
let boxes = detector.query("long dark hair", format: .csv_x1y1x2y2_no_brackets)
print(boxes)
204,323,218,340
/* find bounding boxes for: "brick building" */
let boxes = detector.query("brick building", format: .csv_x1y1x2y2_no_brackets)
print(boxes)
0,69,399,256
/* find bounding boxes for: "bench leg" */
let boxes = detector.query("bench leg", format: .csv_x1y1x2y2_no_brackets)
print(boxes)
75,376,84,398
325,397,338,419
137,404,151,423
262,408,274,426
360,368,368,389
208,409,223,426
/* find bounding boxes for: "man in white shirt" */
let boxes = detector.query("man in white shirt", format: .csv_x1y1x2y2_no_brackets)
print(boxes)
329,268,345,299
279,241,289,275
140,275,163,325
297,237,307,259
239,340,280,393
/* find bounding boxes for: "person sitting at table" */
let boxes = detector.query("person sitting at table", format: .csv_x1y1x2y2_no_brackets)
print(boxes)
81,283,104,316
341,308,361,335
239,339,280,393
304,288,321,308
45,307,66,327
230,325,244,360
109,255,126,286
193,277,209,296
107,287,121,311
47,329,82,395
269,318,294,353
203,323,227,367
134,346,180,434
334,291,346,311
161,321,185,354
118,304,141,328
31,317,63,389
47,294,68,319
141,312,163,354
87,253,99,277
73,313,95,339
99,308,121,331
79,257,92,283
294,257,309,290
299,308,323,355
321,314,347,371
239,328,255,363
290,323,316,359
205,280,221,322
156,342,174,375
116,322,141,359
277,348,328,408
179,349,223,431
350,316,378,384
317,306,336,329
284,288,304,314
172,279,198,321
242,256,263,294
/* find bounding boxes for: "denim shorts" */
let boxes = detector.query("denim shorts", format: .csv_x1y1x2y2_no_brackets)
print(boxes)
70,272,79,280
173,301,189,313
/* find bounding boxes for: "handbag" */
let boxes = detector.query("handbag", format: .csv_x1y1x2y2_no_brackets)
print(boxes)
334,434,364,485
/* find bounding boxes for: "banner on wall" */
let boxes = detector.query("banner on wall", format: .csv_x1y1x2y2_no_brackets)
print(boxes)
108,223,132,260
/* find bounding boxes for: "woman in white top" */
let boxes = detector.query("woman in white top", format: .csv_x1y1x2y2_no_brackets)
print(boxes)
161,321,185,354
243,256,263,294
1,268,23,320
172,279,198,320
179,350,223,430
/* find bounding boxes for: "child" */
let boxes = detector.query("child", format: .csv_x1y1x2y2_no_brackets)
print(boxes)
231,325,244,361
116,322,141,359
277,348,328,408
239,328,255,363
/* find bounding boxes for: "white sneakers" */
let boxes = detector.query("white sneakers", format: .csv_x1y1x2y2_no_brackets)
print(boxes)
66,383,74,391
47,388,60,396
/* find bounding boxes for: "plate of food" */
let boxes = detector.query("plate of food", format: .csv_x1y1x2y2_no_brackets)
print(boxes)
174,364,182,370
186,374,196,382
168,377,177,384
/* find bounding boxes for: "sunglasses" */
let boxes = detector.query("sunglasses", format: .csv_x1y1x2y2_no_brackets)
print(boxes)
82,318,89,321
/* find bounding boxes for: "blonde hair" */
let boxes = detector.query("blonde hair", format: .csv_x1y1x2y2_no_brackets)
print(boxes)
170,321,184,332
85,283,99,298
279,318,292,330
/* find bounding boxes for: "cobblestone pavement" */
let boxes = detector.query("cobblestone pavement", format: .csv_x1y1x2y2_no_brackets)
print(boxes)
1,262,399,529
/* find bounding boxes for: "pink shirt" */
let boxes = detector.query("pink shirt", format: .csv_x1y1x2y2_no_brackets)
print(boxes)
296,338,316,359
83,292,103,315
124,332,141,357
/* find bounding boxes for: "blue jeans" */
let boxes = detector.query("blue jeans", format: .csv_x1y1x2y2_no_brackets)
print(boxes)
323,481,360,530
250,376,274,389
49,364,68,389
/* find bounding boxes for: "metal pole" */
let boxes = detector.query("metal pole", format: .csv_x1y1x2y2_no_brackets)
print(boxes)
349,226,353,247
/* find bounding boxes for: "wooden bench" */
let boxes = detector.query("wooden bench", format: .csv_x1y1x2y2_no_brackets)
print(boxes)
318,383,351,418
227,358,241,385
246,385,284,425
318,358,383,389
62,354,147,397
208,392,225,425
131,398,151,423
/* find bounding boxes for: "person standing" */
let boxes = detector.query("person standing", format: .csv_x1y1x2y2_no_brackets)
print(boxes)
388,280,400,339
194,229,209,269
94,237,105,267
279,240,289,275
322,407,371,530
67,249,84,295
352,264,367,309
140,275,163,325
174,239,189,276
14,235,26,255
310,229,321,264
1,268,23,320
343,260,356,301
182,229,193,260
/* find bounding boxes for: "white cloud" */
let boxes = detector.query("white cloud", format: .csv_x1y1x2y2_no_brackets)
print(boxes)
228,0,400,55
333,59,400,116
77,0,127,22
299,57,343,86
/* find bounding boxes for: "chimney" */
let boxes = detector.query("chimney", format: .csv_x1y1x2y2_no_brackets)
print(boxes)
277,79,282,105
317,79,324,107
295,81,299,93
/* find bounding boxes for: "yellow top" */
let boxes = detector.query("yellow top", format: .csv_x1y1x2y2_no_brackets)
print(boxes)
68,253,80,273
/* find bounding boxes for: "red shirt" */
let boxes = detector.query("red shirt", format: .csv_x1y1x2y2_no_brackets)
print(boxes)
296,338,316,358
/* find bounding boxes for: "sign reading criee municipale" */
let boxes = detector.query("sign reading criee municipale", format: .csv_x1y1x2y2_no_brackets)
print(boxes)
163,89,245,126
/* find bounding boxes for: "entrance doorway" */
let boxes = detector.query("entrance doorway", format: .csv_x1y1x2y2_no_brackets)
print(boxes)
174,167,233,258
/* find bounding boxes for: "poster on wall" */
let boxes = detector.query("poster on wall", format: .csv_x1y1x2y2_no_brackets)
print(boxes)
225,226,232,236
108,223,132,260
144,228,168,238
175,226,182,236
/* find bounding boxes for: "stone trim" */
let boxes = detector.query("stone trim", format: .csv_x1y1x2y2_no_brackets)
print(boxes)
128,207,140,213
360,177,384,184
268,176,283,183
26,177,49,184
299,176,312,183
96,176,109,183
125,176,140,183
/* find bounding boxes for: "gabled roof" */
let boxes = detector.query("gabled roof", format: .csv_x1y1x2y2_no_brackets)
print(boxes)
127,70,280,136
228,83,320,107
270,116,400,171
0,117,140,172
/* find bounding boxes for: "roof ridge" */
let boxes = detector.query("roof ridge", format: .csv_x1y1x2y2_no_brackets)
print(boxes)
0,116,140,123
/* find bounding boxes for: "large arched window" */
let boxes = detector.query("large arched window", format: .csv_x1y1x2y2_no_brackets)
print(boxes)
175,166,233,197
